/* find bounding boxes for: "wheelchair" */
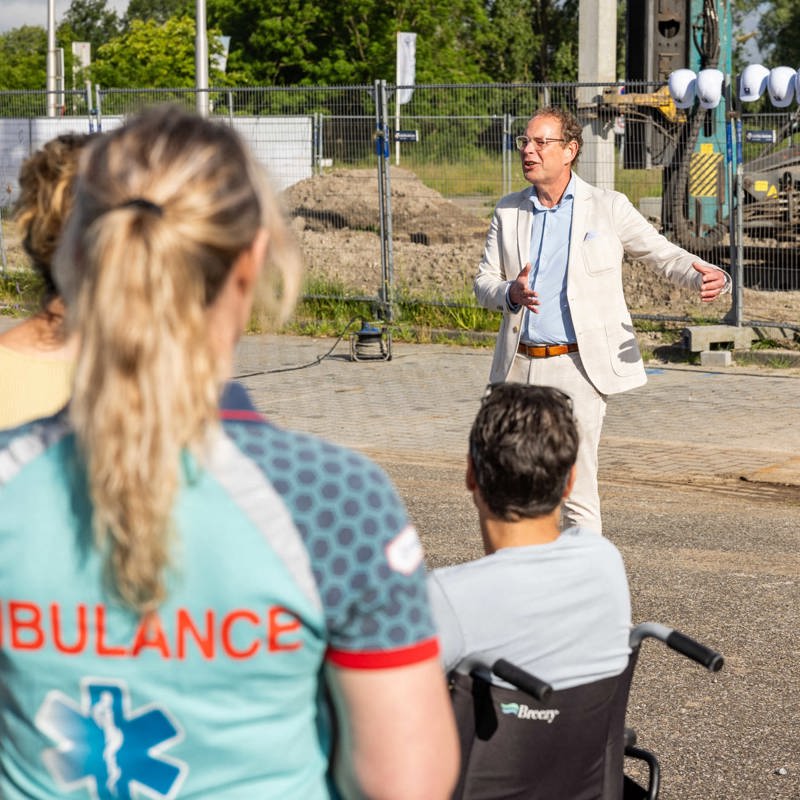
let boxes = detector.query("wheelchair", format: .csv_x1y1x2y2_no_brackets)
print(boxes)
449,622,724,800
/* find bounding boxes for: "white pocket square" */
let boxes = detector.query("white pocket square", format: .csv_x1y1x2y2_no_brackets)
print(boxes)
584,230,601,240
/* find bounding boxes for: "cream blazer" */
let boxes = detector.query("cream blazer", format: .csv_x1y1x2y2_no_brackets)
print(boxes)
474,173,711,395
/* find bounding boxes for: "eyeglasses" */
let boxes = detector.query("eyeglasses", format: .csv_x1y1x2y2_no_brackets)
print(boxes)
515,136,566,151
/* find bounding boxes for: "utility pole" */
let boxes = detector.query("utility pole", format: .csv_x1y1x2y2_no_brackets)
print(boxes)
577,0,617,189
195,0,209,117
46,0,57,117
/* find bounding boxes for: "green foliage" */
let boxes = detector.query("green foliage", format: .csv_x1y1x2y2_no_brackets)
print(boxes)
124,0,194,27
0,268,43,315
60,0,121,53
751,337,780,350
206,0,320,85
92,16,226,89
0,0,618,96
0,27,48,91
481,0,579,83
735,0,799,68
395,291,498,334
285,276,499,343
755,0,800,66
205,0,493,87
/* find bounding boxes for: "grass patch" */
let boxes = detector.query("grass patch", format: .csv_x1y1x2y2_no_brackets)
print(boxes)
751,338,780,350
404,158,666,212
402,153,506,198
279,278,500,344
764,355,795,369
0,268,42,315
614,167,663,210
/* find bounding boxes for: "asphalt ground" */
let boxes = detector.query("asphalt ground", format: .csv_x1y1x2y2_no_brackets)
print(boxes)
234,333,800,800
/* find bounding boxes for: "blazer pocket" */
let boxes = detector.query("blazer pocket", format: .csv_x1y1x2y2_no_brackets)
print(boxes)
581,235,622,275
605,321,642,377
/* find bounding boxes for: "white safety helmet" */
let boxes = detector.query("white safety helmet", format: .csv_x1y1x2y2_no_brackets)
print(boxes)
767,66,796,107
739,64,769,102
668,68,697,109
696,68,724,109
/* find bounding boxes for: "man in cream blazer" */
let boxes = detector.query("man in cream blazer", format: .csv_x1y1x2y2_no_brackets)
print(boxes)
474,107,730,534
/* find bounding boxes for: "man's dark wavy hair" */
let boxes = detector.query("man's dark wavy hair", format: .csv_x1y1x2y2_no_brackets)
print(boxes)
469,383,578,521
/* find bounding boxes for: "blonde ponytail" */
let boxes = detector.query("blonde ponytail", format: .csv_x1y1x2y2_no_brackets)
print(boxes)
70,208,218,611
54,106,303,613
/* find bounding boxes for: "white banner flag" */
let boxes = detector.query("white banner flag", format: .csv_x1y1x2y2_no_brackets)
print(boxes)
396,32,417,106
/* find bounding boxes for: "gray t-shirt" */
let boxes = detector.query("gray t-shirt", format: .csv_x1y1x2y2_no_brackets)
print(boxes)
427,527,631,690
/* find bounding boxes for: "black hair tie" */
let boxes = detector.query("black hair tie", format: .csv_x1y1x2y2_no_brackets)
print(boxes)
119,198,163,217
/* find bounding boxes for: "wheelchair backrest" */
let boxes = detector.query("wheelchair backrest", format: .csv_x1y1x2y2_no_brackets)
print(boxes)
450,652,638,800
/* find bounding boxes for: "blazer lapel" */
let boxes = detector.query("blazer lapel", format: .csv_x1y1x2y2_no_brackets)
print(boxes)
569,173,591,261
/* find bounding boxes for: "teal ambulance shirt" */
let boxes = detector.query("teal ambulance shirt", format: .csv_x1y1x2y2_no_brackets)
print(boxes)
0,383,438,799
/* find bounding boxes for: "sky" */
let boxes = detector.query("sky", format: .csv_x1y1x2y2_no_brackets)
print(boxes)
0,0,130,33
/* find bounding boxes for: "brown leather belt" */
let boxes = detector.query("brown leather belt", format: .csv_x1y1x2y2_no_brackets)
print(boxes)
517,342,579,358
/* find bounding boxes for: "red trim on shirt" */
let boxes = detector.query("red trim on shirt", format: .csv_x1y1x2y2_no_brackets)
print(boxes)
326,637,440,669
219,409,265,422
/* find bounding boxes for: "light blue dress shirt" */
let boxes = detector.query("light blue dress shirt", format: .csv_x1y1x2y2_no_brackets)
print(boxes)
520,176,577,345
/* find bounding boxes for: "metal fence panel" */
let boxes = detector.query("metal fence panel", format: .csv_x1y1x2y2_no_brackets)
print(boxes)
1,82,798,332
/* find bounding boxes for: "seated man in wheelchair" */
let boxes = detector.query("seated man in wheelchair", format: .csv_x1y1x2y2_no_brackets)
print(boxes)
427,382,631,692
428,384,721,799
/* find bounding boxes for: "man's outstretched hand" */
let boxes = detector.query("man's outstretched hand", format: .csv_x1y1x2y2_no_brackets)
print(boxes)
693,262,729,303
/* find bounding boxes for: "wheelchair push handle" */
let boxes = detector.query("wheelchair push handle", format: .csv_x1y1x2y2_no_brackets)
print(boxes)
631,622,724,672
666,631,724,672
491,659,553,702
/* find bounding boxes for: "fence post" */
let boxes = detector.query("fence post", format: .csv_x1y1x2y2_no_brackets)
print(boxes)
95,85,103,132
503,112,511,196
724,78,742,327
722,103,744,328
733,116,744,325
313,112,321,175
374,79,395,337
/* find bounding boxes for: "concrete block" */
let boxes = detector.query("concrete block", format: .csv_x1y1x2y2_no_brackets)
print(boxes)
700,349,732,367
682,325,756,353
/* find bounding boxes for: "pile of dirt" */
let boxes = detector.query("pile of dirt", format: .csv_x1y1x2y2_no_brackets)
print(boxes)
283,167,799,335
283,167,488,245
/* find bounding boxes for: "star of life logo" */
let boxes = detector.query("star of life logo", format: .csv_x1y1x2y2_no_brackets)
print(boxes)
500,701,560,724
35,678,187,799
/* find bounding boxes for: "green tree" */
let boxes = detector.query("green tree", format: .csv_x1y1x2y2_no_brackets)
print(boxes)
124,0,194,27
382,0,491,83
60,0,121,53
744,0,800,66
477,0,579,84
481,0,538,83
0,26,48,91
91,16,225,88
207,0,321,85
207,0,491,86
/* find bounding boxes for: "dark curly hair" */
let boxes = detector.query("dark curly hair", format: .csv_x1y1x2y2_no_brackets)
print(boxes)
469,383,578,521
